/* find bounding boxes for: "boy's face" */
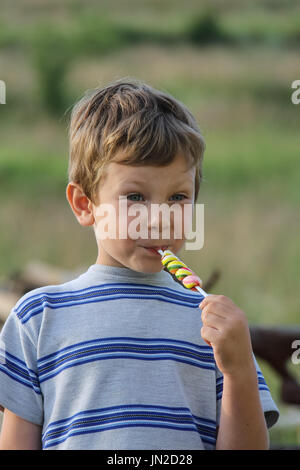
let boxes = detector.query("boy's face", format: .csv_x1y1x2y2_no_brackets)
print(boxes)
92,152,196,273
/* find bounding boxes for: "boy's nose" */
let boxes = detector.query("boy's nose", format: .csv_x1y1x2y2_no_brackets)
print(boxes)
148,212,171,239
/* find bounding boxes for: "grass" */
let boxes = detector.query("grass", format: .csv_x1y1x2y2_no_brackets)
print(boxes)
0,148,67,197
1,2,300,53
203,126,300,203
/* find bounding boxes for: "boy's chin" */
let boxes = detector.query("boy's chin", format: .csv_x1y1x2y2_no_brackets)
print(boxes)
132,259,164,274
141,266,164,274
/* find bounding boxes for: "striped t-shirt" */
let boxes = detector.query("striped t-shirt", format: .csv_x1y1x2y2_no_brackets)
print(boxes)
0,263,279,450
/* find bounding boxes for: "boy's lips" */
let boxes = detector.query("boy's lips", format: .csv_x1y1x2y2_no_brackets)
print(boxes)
141,245,169,255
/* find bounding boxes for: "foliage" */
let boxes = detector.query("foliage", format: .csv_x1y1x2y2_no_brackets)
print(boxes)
184,10,230,45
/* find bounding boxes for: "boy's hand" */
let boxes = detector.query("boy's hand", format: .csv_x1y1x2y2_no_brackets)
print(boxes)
199,295,255,377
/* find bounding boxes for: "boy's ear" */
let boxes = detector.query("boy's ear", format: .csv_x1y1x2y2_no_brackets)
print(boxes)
66,182,95,226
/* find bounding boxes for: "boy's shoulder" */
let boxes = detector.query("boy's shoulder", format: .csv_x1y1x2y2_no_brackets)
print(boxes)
12,267,93,323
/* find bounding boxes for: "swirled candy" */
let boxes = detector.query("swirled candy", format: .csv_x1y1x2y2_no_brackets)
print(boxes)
175,267,194,281
182,274,203,291
159,249,207,297
161,251,179,267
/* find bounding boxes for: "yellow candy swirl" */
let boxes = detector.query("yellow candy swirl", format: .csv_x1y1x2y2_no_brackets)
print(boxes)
161,251,177,267
175,267,193,281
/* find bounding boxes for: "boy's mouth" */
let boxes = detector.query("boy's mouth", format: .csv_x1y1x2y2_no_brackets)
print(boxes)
141,245,169,256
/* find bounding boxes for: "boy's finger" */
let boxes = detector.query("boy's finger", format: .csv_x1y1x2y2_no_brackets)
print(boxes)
201,303,230,320
200,325,221,346
199,294,229,310
199,295,216,309
202,311,225,329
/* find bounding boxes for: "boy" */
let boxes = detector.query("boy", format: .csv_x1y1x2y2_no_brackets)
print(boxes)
0,78,279,450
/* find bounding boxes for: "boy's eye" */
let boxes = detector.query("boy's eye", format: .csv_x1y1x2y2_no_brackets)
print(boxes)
170,194,187,201
127,193,144,202
126,194,187,202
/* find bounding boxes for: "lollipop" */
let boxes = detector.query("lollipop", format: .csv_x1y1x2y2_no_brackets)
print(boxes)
158,249,208,297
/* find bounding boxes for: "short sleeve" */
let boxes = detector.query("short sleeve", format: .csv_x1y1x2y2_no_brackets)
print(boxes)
216,353,280,429
0,309,43,425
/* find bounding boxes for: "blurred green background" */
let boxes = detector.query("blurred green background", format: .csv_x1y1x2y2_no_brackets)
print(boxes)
0,0,299,447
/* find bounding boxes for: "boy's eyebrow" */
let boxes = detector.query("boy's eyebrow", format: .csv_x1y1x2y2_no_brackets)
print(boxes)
119,179,192,191
119,180,147,186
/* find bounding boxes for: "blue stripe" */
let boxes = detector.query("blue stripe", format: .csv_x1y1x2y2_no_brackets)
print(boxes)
38,336,213,364
258,385,270,392
0,364,42,394
4,358,39,385
43,419,216,448
43,422,215,449
46,410,214,435
15,283,203,313
0,350,41,393
39,353,216,383
15,285,203,323
216,371,270,400
47,418,216,441
44,403,217,428
37,337,215,382
5,351,39,380
38,343,214,368
42,404,217,449
2,350,26,368
14,282,202,313
39,346,214,372
19,295,202,324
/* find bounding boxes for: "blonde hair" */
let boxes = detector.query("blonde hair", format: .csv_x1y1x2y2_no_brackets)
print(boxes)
68,77,206,205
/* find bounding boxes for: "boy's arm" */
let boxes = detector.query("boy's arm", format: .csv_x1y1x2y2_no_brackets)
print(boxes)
215,366,269,450
0,408,42,450
199,295,270,450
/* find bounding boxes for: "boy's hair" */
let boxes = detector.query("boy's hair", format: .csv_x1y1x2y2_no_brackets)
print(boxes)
68,77,205,205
